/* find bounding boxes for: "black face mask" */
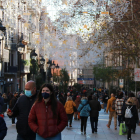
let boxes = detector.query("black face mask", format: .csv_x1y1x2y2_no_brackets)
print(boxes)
42,93,50,99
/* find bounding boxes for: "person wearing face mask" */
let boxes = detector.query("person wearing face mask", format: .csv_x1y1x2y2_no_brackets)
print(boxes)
28,83,68,140
7,80,37,140
9,92,19,125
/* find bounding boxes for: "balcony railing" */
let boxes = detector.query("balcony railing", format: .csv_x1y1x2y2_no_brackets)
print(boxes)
5,66,18,73
21,66,30,73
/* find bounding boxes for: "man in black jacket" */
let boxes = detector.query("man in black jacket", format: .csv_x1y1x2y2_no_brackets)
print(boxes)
89,95,101,133
9,92,18,124
7,81,37,140
102,92,109,112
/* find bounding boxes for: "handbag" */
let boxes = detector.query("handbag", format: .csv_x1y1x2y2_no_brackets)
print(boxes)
119,123,127,135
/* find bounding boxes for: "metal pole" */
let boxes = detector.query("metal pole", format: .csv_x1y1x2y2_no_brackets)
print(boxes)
135,57,137,96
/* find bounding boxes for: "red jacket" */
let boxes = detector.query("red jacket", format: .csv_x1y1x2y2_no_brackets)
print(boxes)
28,99,68,138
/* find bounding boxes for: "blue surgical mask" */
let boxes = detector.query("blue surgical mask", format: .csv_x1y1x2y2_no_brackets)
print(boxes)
42,93,50,99
25,90,32,97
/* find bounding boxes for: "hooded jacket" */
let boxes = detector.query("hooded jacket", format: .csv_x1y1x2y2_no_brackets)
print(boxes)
77,99,91,117
106,96,116,112
122,102,138,125
64,100,76,114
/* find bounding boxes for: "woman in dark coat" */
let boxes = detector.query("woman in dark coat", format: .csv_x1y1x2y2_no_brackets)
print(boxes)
122,97,138,140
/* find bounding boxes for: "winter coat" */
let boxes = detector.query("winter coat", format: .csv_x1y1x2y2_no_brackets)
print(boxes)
89,99,101,117
9,96,17,110
115,98,124,115
77,99,91,117
0,96,4,113
122,103,138,125
74,97,81,114
102,95,109,103
9,94,37,139
0,116,7,140
64,100,76,114
28,100,68,138
106,96,116,112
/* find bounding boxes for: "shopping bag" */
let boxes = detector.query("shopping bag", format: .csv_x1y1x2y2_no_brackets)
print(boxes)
119,123,127,135
78,112,80,120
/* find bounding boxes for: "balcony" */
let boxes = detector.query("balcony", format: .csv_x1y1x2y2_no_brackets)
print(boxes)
21,66,30,73
5,66,18,74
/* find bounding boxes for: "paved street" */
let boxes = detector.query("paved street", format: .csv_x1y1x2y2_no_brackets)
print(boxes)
3,109,140,140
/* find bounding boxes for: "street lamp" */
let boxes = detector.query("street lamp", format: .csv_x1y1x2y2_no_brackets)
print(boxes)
31,50,37,60
40,57,45,65
17,37,25,92
30,50,37,81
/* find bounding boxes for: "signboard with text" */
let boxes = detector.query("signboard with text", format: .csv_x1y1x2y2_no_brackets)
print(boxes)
119,79,124,89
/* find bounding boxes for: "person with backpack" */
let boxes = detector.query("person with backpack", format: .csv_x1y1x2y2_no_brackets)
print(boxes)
106,93,117,130
115,92,124,126
122,97,138,140
78,97,91,135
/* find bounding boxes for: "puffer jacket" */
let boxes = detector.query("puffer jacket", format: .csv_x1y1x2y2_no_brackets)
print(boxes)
28,99,68,138
77,99,91,117
64,100,76,114
106,96,116,112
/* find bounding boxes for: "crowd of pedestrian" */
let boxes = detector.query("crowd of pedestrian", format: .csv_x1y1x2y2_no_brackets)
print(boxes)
0,84,140,140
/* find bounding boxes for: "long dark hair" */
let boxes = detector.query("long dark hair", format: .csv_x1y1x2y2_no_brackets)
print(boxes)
36,83,57,118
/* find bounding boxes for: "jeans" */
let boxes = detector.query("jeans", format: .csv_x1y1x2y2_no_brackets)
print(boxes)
17,134,35,140
90,117,98,132
104,103,107,111
118,115,123,126
36,133,61,140
81,117,88,132
67,113,73,125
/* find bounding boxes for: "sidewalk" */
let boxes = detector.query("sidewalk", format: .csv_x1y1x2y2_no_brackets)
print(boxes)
4,110,140,140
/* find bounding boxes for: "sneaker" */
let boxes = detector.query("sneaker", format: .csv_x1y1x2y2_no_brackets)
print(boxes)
69,125,72,127
115,127,117,130
127,138,132,140
81,130,83,134
12,124,16,125
106,124,110,128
